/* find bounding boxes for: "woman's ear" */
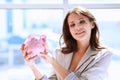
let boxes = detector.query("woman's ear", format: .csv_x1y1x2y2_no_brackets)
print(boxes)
91,22,95,29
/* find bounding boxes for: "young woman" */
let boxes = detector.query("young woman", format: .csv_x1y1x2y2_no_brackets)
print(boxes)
21,6,112,80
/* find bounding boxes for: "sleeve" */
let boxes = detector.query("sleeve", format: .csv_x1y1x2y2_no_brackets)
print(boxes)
35,50,58,80
35,68,57,80
47,69,57,80
64,51,112,80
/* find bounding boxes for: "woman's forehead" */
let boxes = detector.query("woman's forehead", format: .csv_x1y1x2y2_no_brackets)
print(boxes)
67,13,87,23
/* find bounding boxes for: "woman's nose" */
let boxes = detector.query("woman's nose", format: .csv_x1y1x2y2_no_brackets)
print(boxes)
75,24,81,30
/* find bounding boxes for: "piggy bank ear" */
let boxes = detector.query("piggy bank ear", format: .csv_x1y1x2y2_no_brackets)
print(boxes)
24,34,34,44
28,34,34,40
41,35,46,42
39,35,46,43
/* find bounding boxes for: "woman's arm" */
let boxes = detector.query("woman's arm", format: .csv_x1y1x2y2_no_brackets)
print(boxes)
29,63,44,80
21,44,44,80
39,53,70,80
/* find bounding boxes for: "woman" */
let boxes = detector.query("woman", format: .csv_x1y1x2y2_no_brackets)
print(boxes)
21,6,112,80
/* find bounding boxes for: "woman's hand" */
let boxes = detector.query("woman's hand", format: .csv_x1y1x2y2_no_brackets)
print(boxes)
20,44,37,66
39,52,53,63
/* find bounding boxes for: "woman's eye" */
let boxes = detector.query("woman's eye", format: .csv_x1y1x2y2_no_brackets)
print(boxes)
79,20,85,24
70,24,75,27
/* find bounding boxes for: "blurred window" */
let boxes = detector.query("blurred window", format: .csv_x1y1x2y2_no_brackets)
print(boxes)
0,0,63,4
89,9,120,50
69,0,120,4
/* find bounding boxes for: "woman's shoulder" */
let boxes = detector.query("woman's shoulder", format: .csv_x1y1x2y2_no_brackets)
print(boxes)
53,47,64,58
53,48,72,65
55,47,62,54
95,46,113,59
54,47,73,58
100,46,113,55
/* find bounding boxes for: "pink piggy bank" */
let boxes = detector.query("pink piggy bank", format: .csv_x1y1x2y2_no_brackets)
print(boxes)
24,34,47,56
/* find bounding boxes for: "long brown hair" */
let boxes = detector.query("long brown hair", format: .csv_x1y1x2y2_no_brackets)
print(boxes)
59,7,104,54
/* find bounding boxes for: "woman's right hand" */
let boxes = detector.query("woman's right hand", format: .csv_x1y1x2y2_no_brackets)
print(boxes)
20,44,37,66
21,44,45,79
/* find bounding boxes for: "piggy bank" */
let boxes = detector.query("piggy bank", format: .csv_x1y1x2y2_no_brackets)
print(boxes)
24,34,47,56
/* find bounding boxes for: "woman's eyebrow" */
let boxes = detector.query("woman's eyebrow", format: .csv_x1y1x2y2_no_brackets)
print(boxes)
79,18,84,20
68,21,74,24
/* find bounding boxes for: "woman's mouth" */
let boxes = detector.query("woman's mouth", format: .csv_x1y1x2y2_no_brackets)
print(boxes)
75,31,85,36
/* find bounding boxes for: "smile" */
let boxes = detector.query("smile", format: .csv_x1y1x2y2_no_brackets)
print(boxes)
75,31,85,36
76,31,85,35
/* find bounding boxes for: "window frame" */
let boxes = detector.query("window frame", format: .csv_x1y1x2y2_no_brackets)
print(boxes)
0,0,120,15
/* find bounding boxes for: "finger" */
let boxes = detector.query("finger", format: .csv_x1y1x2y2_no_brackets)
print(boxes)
20,44,25,50
23,50,33,58
22,49,27,58
39,54,46,60
26,54,31,60
20,44,27,58
26,52,36,60
28,55,37,60
44,49,48,54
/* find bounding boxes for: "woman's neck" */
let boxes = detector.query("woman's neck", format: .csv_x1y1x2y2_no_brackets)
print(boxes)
76,41,89,54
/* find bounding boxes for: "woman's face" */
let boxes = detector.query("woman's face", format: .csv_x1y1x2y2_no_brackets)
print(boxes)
68,13,94,42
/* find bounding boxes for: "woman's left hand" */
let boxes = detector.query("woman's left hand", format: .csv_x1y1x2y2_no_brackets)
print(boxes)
39,52,53,63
